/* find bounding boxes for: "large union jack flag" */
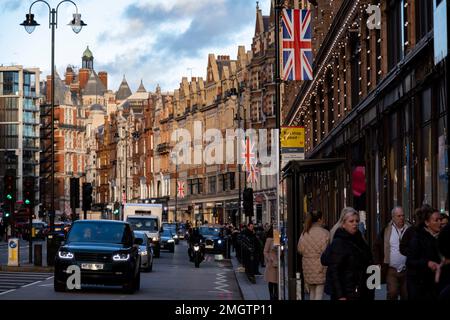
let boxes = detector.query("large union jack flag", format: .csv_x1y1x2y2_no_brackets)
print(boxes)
282,9,313,81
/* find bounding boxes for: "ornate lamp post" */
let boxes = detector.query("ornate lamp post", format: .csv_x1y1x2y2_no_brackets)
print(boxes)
20,1,86,227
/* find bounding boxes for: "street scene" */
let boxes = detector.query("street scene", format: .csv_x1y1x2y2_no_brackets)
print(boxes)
0,0,449,305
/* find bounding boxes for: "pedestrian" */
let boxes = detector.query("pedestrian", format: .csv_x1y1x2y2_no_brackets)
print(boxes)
437,223,450,300
297,210,330,300
400,205,430,257
242,222,260,282
373,206,411,300
264,226,278,300
321,207,374,300
441,213,449,229
406,207,442,300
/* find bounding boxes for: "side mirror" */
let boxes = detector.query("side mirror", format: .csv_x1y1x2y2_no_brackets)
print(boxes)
134,238,143,245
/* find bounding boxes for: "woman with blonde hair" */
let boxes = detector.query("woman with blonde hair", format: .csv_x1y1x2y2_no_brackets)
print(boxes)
298,210,330,300
321,207,374,300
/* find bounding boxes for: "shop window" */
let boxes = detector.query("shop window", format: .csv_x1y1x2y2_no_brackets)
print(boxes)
422,125,432,205
437,117,448,213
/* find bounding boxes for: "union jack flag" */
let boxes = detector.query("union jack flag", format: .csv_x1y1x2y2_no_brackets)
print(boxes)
241,138,256,172
177,181,185,198
282,9,313,81
247,165,260,184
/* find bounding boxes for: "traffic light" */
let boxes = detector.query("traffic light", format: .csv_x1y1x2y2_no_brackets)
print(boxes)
82,183,93,211
23,176,35,208
243,187,254,217
70,177,80,209
113,201,120,215
4,170,16,204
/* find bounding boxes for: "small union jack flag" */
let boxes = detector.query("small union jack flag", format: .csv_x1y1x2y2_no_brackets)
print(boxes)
241,138,256,172
247,165,260,184
282,9,313,81
177,181,185,198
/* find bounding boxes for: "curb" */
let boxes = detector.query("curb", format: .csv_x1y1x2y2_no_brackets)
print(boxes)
230,255,246,300
0,265,54,273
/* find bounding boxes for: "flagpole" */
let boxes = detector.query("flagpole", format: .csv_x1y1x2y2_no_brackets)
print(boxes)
175,131,178,223
274,0,282,301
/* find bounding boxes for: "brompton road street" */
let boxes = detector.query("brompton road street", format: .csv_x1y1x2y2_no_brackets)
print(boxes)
0,241,241,300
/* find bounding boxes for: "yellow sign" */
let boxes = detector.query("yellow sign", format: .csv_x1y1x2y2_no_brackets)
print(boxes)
281,127,305,149
8,238,19,267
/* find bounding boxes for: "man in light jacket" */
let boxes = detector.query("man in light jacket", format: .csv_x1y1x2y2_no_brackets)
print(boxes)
374,206,411,300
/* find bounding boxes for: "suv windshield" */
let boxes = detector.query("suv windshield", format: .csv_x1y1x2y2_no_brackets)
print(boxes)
67,222,131,245
127,217,158,232
199,227,222,237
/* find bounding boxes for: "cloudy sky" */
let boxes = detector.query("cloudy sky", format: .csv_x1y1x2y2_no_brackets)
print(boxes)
0,0,271,93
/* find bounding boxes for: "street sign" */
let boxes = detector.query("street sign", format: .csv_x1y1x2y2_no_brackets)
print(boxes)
281,126,305,169
8,238,19,267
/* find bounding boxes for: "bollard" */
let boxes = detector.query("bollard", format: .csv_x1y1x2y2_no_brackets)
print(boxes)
34,244,42,266
226,236,231,259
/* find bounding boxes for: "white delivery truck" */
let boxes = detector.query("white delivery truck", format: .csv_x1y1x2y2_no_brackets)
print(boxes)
123,203,163,258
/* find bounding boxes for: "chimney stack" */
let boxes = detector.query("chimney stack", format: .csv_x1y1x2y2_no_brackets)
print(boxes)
98,71,108,90
79,68,90,90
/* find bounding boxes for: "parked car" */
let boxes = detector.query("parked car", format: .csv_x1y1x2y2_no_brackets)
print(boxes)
54,220,141,293
198,224,226,254
133,231,153,272
160,229,175,253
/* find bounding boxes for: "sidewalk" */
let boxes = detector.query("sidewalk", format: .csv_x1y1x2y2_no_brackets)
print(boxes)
230,253,270,300
231,251,387,300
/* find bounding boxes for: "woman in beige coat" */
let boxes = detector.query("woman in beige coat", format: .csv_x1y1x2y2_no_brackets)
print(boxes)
264,226,278,300
298,210,330,300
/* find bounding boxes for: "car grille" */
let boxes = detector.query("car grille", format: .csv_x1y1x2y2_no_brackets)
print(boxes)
205,239,214,246
75,252,112,262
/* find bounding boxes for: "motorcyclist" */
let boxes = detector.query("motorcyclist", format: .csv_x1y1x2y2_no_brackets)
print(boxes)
188,227,205,261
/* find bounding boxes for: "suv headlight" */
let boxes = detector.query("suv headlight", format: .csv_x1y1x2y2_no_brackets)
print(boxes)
139,249,148,256
218,240,222,244
168,239,174,243
58,251,74,259
173,235,178,239
113,253,130,261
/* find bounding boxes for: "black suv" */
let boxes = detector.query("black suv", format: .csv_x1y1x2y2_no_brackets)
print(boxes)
54,220,141,293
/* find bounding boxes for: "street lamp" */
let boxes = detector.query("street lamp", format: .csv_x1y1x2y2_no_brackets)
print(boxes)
232,82,246,227
21,0,86,228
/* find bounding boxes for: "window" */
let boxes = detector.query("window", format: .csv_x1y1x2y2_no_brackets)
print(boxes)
350,31,361,107
388,0,406,69
0,71,19,95
0,97,18,122
326,71,334,132
416,0,433,40
229,172,235,190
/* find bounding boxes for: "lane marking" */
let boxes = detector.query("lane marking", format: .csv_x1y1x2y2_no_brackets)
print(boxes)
0,289,16,296
21,280,42,288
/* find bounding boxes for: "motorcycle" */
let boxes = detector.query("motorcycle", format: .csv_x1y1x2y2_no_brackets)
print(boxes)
190,242,205,268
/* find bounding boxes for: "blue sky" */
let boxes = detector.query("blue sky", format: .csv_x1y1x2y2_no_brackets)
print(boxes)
0,0,271,93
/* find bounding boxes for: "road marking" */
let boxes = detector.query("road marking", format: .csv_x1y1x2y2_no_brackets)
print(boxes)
21,280,41,288
39,283,53,287
212,271,231,293
46,276,54,280
0,289,16,296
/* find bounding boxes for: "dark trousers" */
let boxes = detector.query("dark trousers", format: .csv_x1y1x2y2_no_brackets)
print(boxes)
268,282,278,300
386,267,408,300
